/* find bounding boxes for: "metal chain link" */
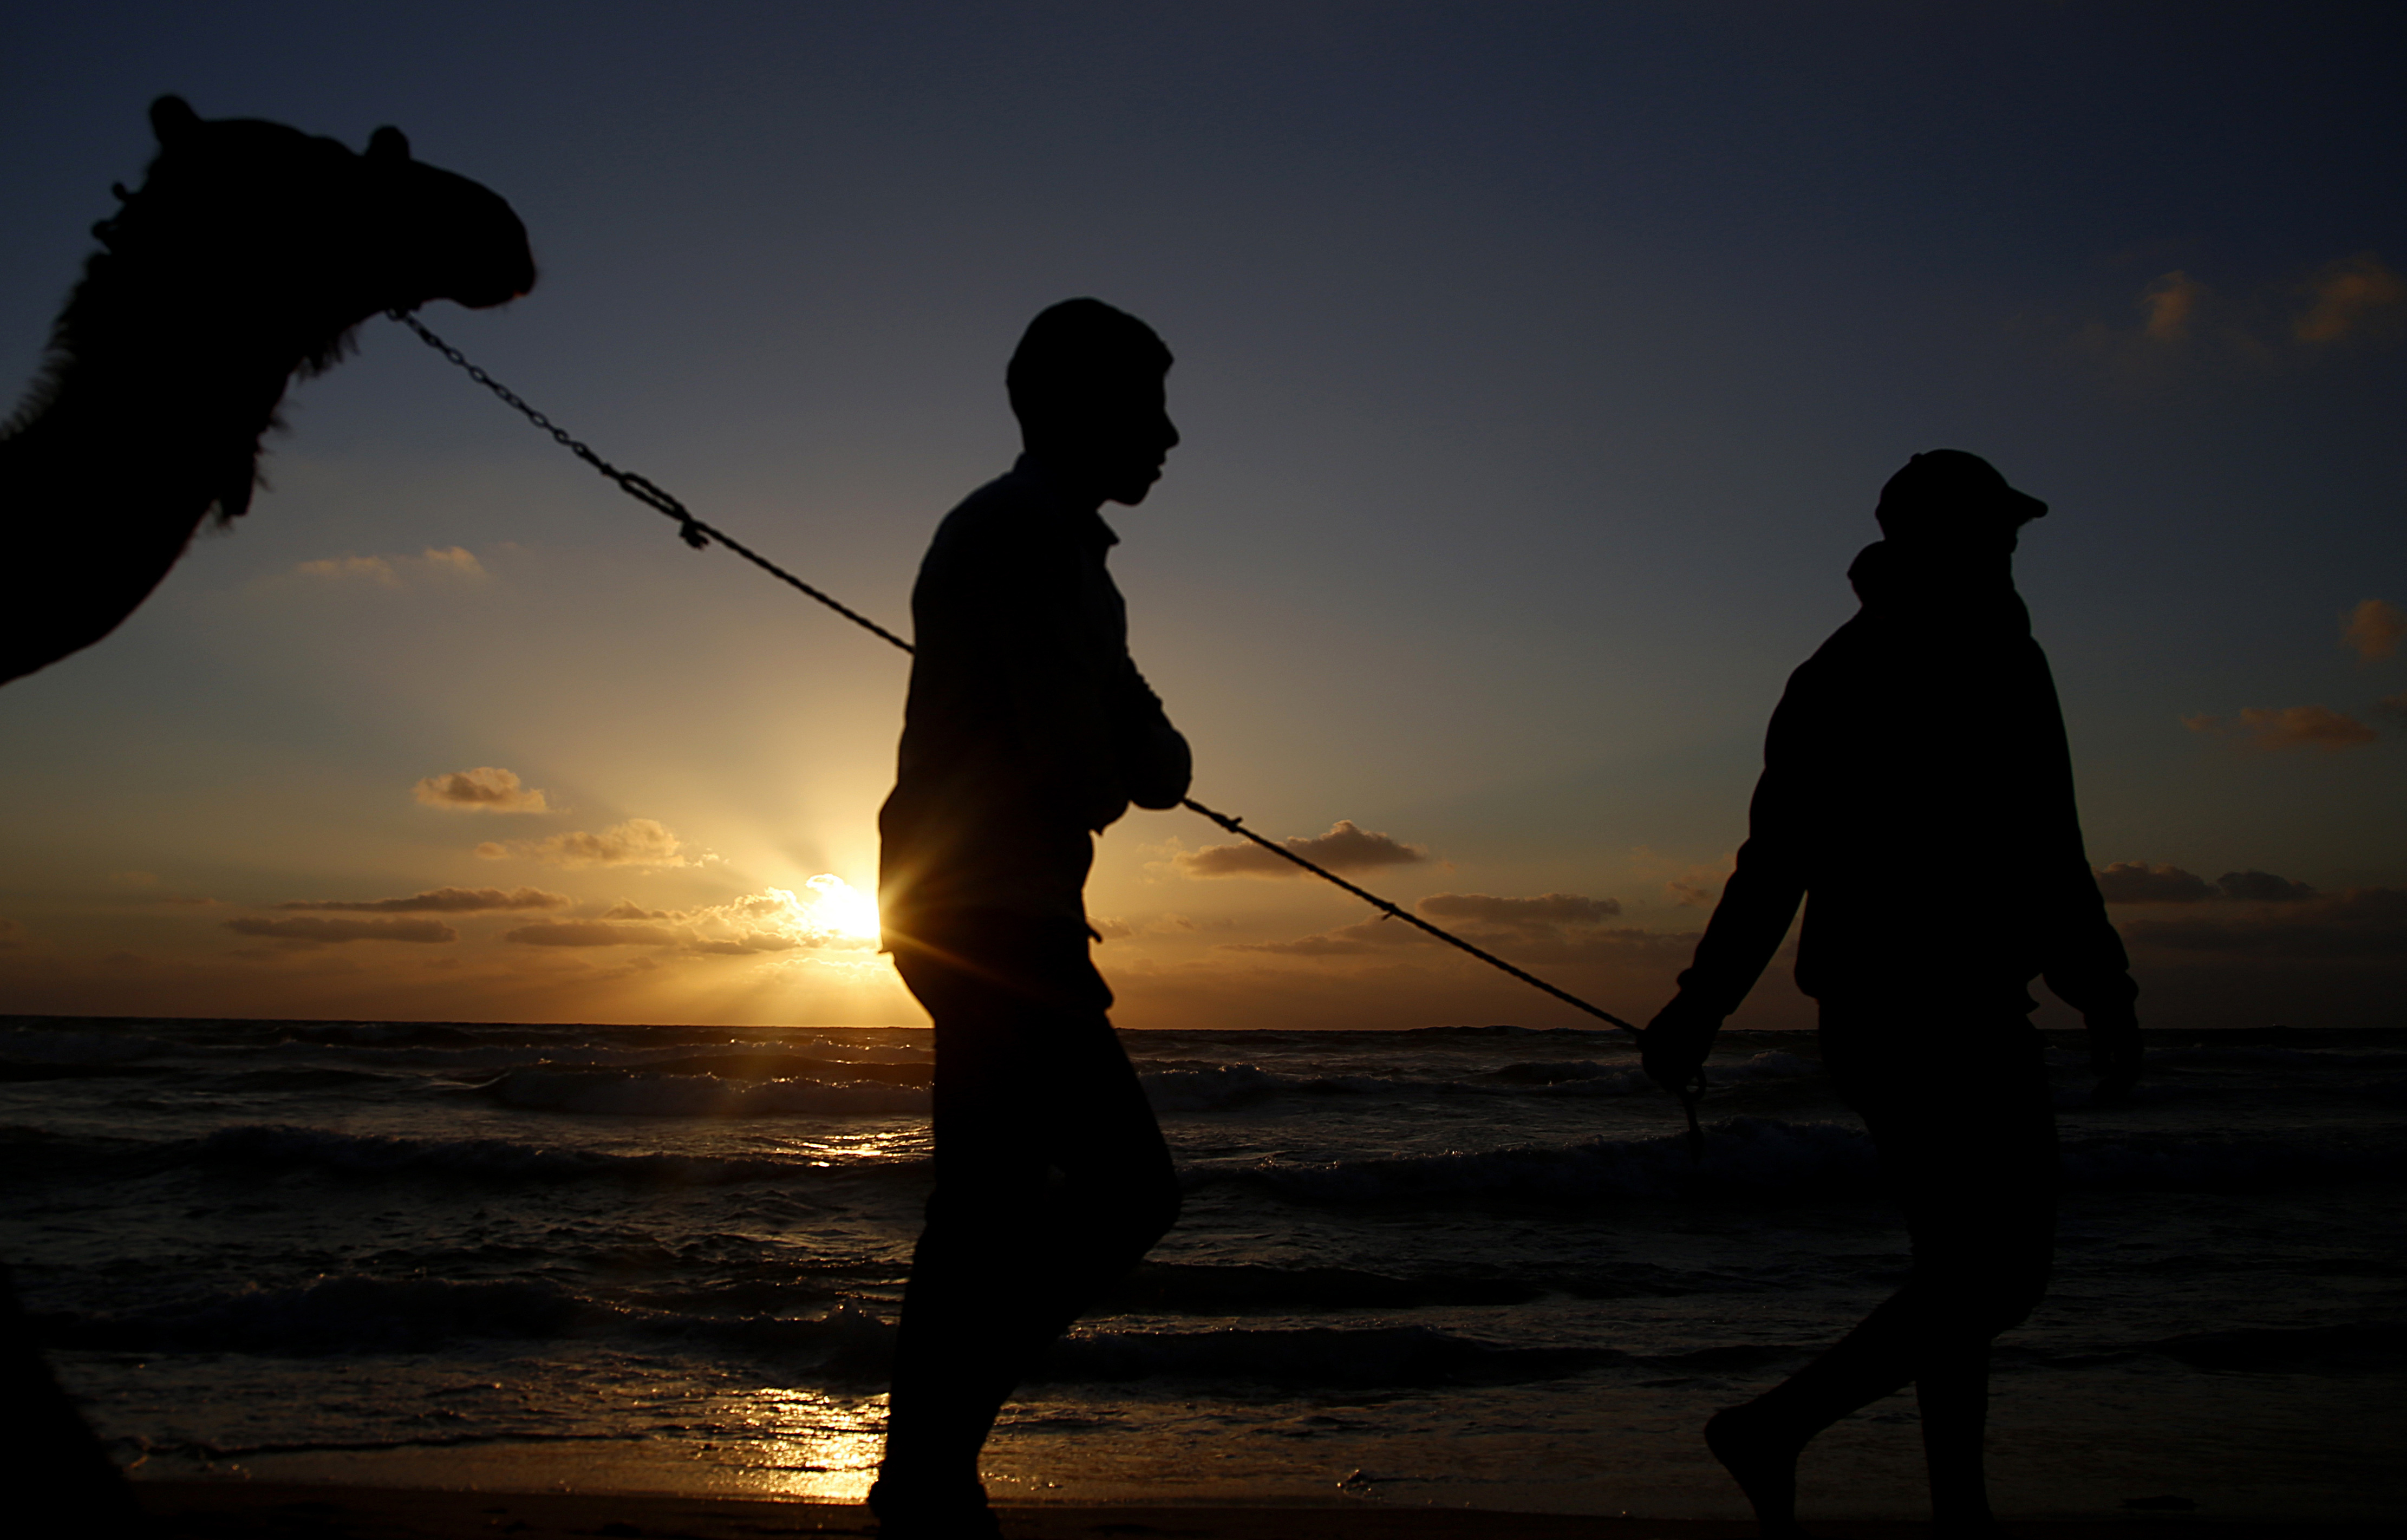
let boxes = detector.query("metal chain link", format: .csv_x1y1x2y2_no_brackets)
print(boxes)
388,308,914,654
383,308,1707,1150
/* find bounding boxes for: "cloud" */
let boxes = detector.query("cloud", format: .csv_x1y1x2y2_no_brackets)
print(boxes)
2378,692,2407,728
294,546,489,587
2186,706,2377,751
414,767,557,814
2344,599,2406,662
2294,253,2404,343
2215,870,2317,903
225,916,456,944
476,818,703,868
2094,862,2215,904
0,917,22,949
688,934,803,956
2139,269,2204,341
1416,892,1622,928
2095,863,2318,904
675,878,880,954
1665,881,1717,908
498,880,879,955
1228,891,1648,964
2121,887,2406,960
1224,917,1432,956
502,921,680,948
274,886,571,914
1175,820,1428,879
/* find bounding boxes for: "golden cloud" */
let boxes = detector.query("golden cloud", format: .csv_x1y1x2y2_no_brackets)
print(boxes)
502,921,679,948
1176,820,1428,879
225,916,456,943
2139,270,2204,342
1223,917,1430,956
275,886,570,913
2216,870,2317,903
2344,599,2406,662
2294,253,2403,343
476,818,702,868
2185,706,2377,751
294,546,488,587
1417,892,1622,928
414,767,557,814
2094,861,2215,904
1228,890,1660,964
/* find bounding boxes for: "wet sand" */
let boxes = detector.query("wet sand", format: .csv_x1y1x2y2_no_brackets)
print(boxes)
133,1482,2392,1538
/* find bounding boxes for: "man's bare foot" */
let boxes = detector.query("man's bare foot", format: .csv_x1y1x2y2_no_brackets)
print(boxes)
1704,1403,1814,1539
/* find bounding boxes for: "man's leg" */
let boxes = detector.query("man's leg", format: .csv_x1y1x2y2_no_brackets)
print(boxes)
1891,1036,2054,1535
877,924,1178,1521
1705,1012,2053,1537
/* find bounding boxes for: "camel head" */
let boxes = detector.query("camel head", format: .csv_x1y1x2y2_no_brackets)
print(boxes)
90,96,537,368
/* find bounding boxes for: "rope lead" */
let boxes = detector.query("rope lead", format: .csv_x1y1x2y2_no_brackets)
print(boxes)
387,309,1708,1151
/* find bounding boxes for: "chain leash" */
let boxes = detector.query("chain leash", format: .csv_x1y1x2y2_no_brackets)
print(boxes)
384,308,1710,1153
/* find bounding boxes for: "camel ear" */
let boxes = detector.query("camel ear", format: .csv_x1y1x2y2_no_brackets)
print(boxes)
150,96,201,144
367,125,411,162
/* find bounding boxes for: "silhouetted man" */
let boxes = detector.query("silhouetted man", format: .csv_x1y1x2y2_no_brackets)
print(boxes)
1640,451,2141,1540
870,298,1190,1537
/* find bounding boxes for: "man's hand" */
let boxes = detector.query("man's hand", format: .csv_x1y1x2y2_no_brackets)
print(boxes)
2085,1008,2142,1106
1641,993,1723,1099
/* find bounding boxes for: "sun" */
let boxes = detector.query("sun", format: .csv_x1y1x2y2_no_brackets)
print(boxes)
803,873,883,942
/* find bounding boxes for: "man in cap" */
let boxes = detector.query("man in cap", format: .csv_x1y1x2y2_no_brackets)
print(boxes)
870,298,1191,1537
1640,450,2141,1539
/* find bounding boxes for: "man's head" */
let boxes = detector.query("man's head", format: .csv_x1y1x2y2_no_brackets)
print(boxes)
1008,298,1178,506
1875,449,2048,554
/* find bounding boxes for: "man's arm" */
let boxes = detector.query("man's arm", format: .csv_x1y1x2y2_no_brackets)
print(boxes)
1109,663,1191,811
986,533,1182,831
2041,868,2142,1103
1641,686,1814,1095
2026,647,2143,1104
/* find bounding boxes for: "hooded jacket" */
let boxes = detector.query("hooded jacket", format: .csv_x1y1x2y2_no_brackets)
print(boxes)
1670,540,2136,1020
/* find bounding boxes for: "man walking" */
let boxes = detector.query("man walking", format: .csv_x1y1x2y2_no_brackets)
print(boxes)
870,298,1191,1537
1641,451,2142,1539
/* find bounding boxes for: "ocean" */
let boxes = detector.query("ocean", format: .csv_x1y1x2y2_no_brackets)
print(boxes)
1,1015,2399,1522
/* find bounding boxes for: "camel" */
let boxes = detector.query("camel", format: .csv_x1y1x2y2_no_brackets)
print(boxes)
0,95,536,687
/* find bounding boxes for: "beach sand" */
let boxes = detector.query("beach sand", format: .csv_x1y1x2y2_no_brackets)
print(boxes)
132,1483,2390,1539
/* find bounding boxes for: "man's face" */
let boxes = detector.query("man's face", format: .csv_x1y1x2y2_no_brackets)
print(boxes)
1042,368,1179,506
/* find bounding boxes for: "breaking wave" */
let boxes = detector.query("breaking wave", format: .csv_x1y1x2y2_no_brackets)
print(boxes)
1212,1118,2406,1206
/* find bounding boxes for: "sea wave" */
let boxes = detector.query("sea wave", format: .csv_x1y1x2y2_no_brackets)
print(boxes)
482,1068,929,1117
34,1274,897,1367
1222,1118,1880,1204
1214,1117,2407,1206
0,1028,174,1065
1036,1324,1607,1387
1138,1050,1816,1112
188,1123,821,1185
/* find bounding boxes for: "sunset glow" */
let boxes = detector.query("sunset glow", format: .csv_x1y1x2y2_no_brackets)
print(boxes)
0,7,2395,1036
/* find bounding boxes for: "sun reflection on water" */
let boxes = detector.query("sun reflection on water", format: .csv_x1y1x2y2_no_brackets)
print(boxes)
709,1386,886,1500
771,1126,931,1164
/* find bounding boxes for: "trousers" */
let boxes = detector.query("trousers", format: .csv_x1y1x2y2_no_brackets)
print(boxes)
1799,1006,2059,1402
881,912,1181,1477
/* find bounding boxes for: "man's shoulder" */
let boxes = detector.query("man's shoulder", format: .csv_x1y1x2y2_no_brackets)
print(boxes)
933,467,1062,544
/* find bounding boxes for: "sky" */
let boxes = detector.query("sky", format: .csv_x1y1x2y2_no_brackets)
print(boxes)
1,2,2400,1033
